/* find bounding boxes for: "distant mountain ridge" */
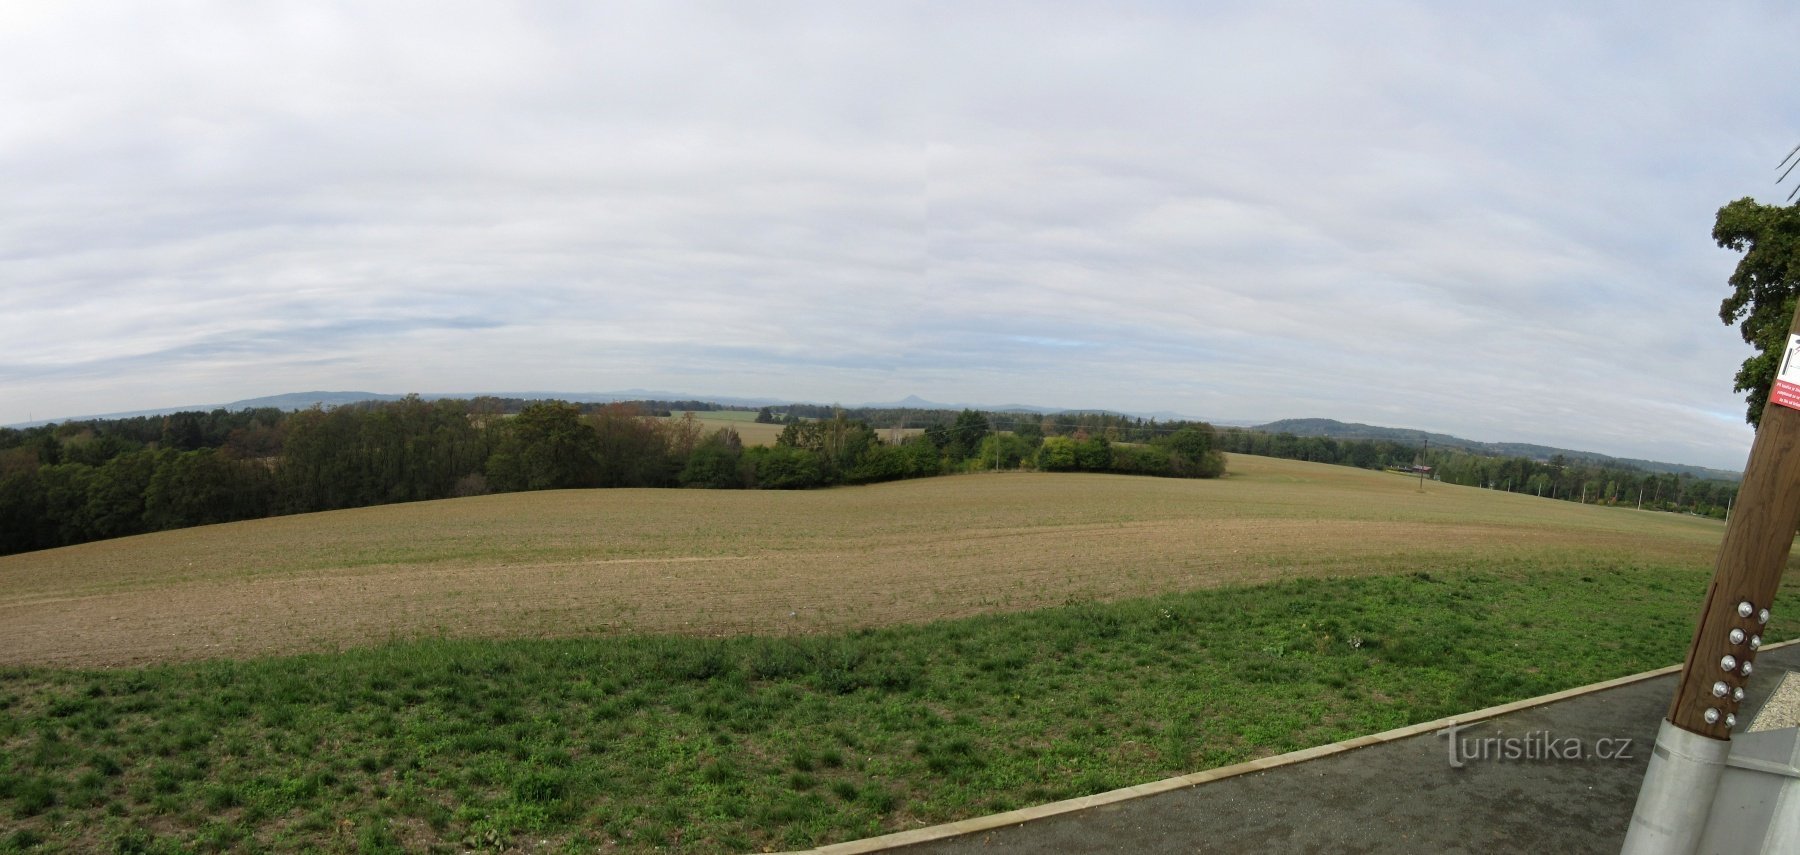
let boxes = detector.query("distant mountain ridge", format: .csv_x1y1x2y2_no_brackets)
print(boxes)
5,390,1192,428
1253,418,1741,481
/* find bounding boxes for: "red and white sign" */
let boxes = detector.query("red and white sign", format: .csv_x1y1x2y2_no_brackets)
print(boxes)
1774,334,1800,412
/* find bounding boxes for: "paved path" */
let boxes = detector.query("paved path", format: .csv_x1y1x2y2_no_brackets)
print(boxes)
892,644,1800,854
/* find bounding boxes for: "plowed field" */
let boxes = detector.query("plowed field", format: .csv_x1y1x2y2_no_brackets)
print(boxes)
0,454,1726,667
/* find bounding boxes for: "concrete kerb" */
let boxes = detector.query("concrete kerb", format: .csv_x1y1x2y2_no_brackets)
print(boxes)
782,638,1800,855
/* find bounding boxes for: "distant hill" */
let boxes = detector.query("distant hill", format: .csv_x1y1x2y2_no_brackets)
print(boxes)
222,391,408,410
1252,418,1741,481
855,394,1191,420
3,390,784,428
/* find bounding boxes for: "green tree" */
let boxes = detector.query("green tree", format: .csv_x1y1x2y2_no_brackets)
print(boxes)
589,404,674,487
84,450,159,540
1157,425,1225,477
946,410,991,461
1037,436,1079,471
975,433,1038,470
1715,198,1800,425
486,401,602,492
1073,436,1113,470
0,469,49,554
746,445,823,489
144,449,273,530
680,428,746,488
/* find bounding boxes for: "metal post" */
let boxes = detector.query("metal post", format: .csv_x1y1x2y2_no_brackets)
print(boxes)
1622,306,1800,854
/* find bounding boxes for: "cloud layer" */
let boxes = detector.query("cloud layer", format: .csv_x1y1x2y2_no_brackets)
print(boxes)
3,1,1796,469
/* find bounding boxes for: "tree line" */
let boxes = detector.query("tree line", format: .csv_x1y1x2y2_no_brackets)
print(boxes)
0,398,1225,556
1215,428,1740,518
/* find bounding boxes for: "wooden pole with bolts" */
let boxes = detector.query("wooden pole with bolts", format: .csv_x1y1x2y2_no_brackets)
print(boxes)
1662,333,1800,738
1623,304,1800,853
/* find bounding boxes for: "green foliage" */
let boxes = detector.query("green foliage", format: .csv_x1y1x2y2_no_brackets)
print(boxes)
84,451,159,540
679,429,747,489
144,450,273,531
1107,443,1173,476
487,401,602,491
1036,436,1078,471
590,404,676,488
1156,426,1225,477
946,410,991,461
0,400,1231,557
746,446,825,489
1216,428,1737,516
282,396,487,510
1715,198,1800,426
0,469,48,554
1033,436,1120,473
844,444,912,483
777,414,881,481
1072,436,1113,470
972,433,1037,470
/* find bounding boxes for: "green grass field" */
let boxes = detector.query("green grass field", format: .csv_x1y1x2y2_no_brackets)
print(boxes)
2,566,1792,853
0,453,1785,852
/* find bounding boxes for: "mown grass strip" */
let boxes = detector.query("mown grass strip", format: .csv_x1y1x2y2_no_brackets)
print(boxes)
0,559,1793,854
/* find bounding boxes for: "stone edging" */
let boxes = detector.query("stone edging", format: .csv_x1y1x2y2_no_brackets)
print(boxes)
781,637,1800,854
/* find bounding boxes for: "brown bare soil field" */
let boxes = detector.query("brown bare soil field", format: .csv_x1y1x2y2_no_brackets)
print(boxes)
660,414,924,446
673,414,787,446
0,454,1726,668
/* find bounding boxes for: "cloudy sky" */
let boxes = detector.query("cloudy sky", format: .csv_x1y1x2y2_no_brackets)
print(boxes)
3,2,1796,470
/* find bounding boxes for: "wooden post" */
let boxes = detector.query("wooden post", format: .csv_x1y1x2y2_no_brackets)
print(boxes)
1663,309,1800,738
1624,305,1800,855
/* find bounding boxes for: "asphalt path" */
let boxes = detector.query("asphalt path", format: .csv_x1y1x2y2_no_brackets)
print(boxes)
895,644,1800,854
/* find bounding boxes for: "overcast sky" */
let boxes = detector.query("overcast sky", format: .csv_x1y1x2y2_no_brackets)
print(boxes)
3,2,1796,470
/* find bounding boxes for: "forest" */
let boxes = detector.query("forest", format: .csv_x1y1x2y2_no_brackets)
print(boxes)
1214,428,1740,518
0,395,1740,558
0,398,1225,556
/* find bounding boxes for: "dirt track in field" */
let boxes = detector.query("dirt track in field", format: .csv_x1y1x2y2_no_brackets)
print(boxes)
0,455,1726,668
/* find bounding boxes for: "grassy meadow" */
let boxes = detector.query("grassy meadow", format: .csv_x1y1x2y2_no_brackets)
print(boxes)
0,453,1784,852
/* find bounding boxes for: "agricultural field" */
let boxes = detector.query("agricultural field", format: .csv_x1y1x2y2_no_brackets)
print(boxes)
3,453,1790,853
0,454,1730,669
660,411,926,447
663,412,786,446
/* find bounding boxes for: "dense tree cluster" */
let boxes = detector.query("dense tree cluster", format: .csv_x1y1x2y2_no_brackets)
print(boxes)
0,400,1226,556
1215,429,1739,518
1713,198,1800,426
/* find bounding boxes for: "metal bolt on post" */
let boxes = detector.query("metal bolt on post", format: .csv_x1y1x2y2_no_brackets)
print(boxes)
1621,305,1800,854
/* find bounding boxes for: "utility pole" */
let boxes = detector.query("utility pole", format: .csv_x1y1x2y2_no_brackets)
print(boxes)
1417,437,1428,492
1622,304,1800,853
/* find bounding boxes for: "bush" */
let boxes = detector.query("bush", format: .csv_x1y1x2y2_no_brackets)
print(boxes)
1107,444,1172,476
745,446,824,490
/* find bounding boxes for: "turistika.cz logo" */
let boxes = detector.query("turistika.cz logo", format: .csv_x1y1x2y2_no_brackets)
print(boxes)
1437,720,1635,768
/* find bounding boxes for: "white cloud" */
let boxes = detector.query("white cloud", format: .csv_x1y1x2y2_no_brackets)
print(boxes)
2,1,1795,469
